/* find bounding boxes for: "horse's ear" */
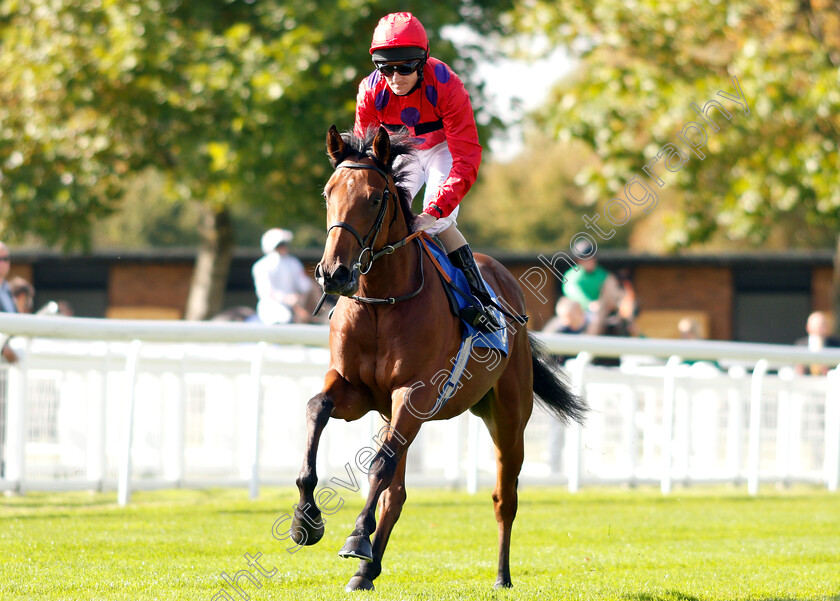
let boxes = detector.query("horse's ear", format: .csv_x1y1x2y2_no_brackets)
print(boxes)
326,125,346,167
371,126,391,167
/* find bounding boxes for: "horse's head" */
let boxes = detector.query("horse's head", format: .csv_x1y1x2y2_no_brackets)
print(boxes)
316,125,404,297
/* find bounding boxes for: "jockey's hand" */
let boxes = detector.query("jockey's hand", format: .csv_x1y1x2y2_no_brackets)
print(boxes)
411,212,437,233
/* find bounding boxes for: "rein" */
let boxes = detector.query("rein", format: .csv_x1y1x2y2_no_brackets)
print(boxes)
315,160,426,312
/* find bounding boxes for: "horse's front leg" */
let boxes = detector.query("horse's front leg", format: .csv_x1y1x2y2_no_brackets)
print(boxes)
292,369,369,546
345,451,408,591
338,387,423,565
291,390,333,546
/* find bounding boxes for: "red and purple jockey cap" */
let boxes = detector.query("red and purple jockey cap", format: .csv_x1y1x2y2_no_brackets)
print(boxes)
370,12,429,63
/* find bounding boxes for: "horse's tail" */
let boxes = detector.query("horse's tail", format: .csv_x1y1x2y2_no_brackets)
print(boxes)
529,332,587,424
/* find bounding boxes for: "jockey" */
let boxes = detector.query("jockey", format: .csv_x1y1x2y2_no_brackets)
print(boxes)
354,12,502,333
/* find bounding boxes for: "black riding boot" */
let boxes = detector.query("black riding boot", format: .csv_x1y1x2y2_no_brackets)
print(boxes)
447,245,503,333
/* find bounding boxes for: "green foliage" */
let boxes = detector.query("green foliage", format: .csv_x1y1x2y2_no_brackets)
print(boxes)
513,0,840,251
1,486,839,599
461,134,633,251
0,0,514,250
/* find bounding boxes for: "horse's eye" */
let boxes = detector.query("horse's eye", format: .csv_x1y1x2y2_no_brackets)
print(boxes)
371,194,382,206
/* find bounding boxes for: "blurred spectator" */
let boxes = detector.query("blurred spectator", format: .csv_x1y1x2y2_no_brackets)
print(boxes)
543,297,587,335
562,240,630,336
0,242,19,363
211,306,259,322
252,228,314,324
9,276,35,314
795,311,840,376
678,316,721,369
55,300,75,316
608,269,639,337
678,317,703,340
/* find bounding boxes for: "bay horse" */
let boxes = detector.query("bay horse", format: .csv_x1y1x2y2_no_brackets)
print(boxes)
291,125,586,591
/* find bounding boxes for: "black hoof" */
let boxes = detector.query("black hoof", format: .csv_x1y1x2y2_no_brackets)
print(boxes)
494,579,513,589
290,506,324,546
338,534,373,562
345,575,375,592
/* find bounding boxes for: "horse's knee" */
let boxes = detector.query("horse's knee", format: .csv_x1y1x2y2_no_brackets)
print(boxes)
306,393,333,425
491,490,518,521
368,450,399,484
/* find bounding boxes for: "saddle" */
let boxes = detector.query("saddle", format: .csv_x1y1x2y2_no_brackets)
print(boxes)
418,235,525,355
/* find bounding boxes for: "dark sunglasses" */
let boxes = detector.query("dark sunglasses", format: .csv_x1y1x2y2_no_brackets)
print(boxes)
375,60,421,76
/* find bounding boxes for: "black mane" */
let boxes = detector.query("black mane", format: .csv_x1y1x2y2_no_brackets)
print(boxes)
332,128,417,228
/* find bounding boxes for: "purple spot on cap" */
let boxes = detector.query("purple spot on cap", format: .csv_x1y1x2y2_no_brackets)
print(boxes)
425,85,438,107
401,107,421,128
375,88,390,111
434,63,450,84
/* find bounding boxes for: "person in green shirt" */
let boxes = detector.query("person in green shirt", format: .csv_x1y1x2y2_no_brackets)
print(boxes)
562,239,627,335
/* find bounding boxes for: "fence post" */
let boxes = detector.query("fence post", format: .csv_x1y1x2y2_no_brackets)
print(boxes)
747,359,768,496
824,367,840,492
726,368,746,482
85,356,109,489
248,341,268,500
660,355,682,495
164,354,187,486
118,340,142,507
775,388,790,488
4,339,31,490
566,351,591,493
625,387,639,487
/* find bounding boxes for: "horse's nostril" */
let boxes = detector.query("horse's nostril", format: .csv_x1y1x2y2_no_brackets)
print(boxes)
332,265,352,286
314,264,324,280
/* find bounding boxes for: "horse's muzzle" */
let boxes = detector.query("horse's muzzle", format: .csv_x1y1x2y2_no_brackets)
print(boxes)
316,262,359,296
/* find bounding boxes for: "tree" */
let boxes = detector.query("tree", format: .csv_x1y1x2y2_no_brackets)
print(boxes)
0,1,514,319
459,133,633,252
512,0,840,329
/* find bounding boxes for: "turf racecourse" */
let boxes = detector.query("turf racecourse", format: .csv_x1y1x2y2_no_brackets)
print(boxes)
1,486,838,601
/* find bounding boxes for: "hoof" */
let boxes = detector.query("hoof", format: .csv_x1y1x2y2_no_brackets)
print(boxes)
494,579,513,589
338,534,373,562
345,575,375,592
290,506,324,546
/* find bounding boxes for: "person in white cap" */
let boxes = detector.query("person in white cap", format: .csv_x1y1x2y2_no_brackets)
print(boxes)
252,228,313,324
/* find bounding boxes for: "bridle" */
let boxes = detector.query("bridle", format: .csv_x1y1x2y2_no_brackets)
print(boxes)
327,161,397,275
321,159,425,307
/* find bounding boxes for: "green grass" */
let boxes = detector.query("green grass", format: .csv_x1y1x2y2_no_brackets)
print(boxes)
1,485,838,600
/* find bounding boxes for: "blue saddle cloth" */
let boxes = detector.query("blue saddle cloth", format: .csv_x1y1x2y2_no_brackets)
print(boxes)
421,238,508,355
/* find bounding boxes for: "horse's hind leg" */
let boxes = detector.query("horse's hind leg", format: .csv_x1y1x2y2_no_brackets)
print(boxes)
481,367,532,588
345,450,408,592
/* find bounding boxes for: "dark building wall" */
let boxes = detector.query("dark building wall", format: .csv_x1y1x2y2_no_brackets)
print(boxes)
7,247,836,343
108,263,193,318
812,266,835,313
632,265,733,340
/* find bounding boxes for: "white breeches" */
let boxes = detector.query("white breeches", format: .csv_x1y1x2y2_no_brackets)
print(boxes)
396,141,459,236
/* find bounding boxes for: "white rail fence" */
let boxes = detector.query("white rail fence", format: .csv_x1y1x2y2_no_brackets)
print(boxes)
0,313,838,505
